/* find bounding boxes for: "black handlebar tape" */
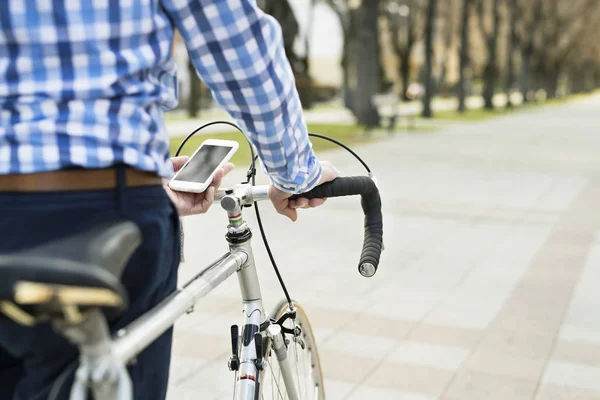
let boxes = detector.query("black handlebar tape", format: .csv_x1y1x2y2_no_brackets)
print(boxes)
290,177,383,277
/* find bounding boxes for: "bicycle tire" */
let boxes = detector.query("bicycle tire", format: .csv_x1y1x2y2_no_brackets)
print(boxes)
259,300,325,400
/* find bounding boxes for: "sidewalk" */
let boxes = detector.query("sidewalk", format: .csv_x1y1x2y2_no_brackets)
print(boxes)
168,94,600,399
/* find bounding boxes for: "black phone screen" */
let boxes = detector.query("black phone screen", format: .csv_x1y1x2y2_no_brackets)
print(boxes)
173,145,233,183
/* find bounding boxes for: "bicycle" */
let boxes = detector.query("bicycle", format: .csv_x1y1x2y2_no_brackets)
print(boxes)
0,162,383,400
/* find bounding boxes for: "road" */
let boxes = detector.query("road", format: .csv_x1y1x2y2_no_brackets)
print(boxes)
167,94,600,399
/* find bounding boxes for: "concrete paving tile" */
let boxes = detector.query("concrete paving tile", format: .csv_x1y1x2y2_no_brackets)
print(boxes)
465,350,546,382
300,307,362,331
536,384,600,400
319,349,381,383
559,243,600,345
388,340,470,371
442,371,537,400
553,340,600,367
370,295,440,322
320,331,398,359
424,293,508,331
341,312,415,341
168,356,211,386
542,361,600,392
408,322,483,348
477,330,555,360
172,331,230,361
347,385,438,400
364,360,454,398
323,379,356,400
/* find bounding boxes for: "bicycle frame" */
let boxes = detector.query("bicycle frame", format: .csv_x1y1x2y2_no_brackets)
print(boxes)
66,185,300,400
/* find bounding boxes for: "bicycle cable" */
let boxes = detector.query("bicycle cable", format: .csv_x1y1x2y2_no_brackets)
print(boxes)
174,121,293,307
175,123,373,311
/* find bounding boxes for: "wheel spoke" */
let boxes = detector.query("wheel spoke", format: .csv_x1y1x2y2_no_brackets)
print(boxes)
302,340,308,398
268,358,285,399
259,303,322,400
293,334,302,399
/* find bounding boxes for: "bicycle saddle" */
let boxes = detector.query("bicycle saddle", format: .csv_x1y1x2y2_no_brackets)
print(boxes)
0,221,141,325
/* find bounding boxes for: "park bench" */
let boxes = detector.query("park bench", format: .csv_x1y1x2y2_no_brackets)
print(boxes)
371,83,423,133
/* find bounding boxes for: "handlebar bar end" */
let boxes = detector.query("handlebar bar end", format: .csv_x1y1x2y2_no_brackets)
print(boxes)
359,263,376,278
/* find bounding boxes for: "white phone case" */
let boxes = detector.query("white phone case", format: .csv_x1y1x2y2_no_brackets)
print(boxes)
168,139,238,193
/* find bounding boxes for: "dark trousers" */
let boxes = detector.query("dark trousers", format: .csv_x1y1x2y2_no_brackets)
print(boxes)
0,168,181,400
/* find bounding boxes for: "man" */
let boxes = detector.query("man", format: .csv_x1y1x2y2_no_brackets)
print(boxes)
0,1,338,399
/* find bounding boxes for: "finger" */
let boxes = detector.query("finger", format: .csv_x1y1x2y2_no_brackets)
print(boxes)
331,163,341,177
288,199,298,209
280,206,297,222
194,186,215,214
222,162,235,176
210,168,225,189
308,198,327,208
170,156,190,172
295,197,310,209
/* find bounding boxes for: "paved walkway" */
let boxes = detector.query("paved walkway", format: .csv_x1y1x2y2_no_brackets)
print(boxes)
167,94,600,399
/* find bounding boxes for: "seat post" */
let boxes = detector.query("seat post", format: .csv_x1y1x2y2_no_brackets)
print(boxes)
55,309,133,400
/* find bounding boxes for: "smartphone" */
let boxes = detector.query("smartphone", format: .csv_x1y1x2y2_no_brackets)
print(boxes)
168,139,238,193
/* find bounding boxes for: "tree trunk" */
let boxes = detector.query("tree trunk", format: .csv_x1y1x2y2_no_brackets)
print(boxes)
531,58,545,97
422,0,438,118
521,49,532,103
399,50,411,101
505,0,516,109
482,0,500,110
545,66,559,99
439,60,447,96
458,0,471,113
302,0,316,108
571,66,585,94
300,27,314,108
187,58,201,118
342,25,352,110
353,0,381,127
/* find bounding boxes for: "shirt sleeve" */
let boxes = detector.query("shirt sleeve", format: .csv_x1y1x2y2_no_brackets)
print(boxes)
161,0,322,193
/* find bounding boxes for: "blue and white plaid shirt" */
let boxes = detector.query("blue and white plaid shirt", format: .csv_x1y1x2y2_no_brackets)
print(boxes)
0,0,321,193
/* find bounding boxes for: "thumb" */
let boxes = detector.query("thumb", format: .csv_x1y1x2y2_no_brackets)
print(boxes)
171,156,190,172
281,206,298,222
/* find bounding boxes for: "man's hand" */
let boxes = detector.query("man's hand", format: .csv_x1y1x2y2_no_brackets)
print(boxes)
163,156,234,217
268,161,340,222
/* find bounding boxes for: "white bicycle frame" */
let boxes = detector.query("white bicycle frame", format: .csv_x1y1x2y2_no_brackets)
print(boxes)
62,184,301,400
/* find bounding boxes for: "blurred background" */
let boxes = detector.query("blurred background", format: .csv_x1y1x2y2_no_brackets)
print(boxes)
166,1,600,399
169,0,600,123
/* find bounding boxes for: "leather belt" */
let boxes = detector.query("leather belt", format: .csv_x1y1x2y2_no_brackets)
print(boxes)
0,168,163,192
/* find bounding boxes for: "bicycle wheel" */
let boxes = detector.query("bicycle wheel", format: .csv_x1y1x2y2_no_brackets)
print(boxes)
259,300,325,400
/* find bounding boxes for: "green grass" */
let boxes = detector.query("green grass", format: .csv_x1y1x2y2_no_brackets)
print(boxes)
170,123,435,166
434,107,514,121
170,124,364,166
434,93,590,122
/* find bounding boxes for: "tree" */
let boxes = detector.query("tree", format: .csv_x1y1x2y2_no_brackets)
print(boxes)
437,1,458,96
514,0,543,102
421,0,438,118
385,0,423,101
261,0,316,107
351,0,382,126
457,0,474,112
504,0,517,108
533,0,599,98
477,0,501,110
